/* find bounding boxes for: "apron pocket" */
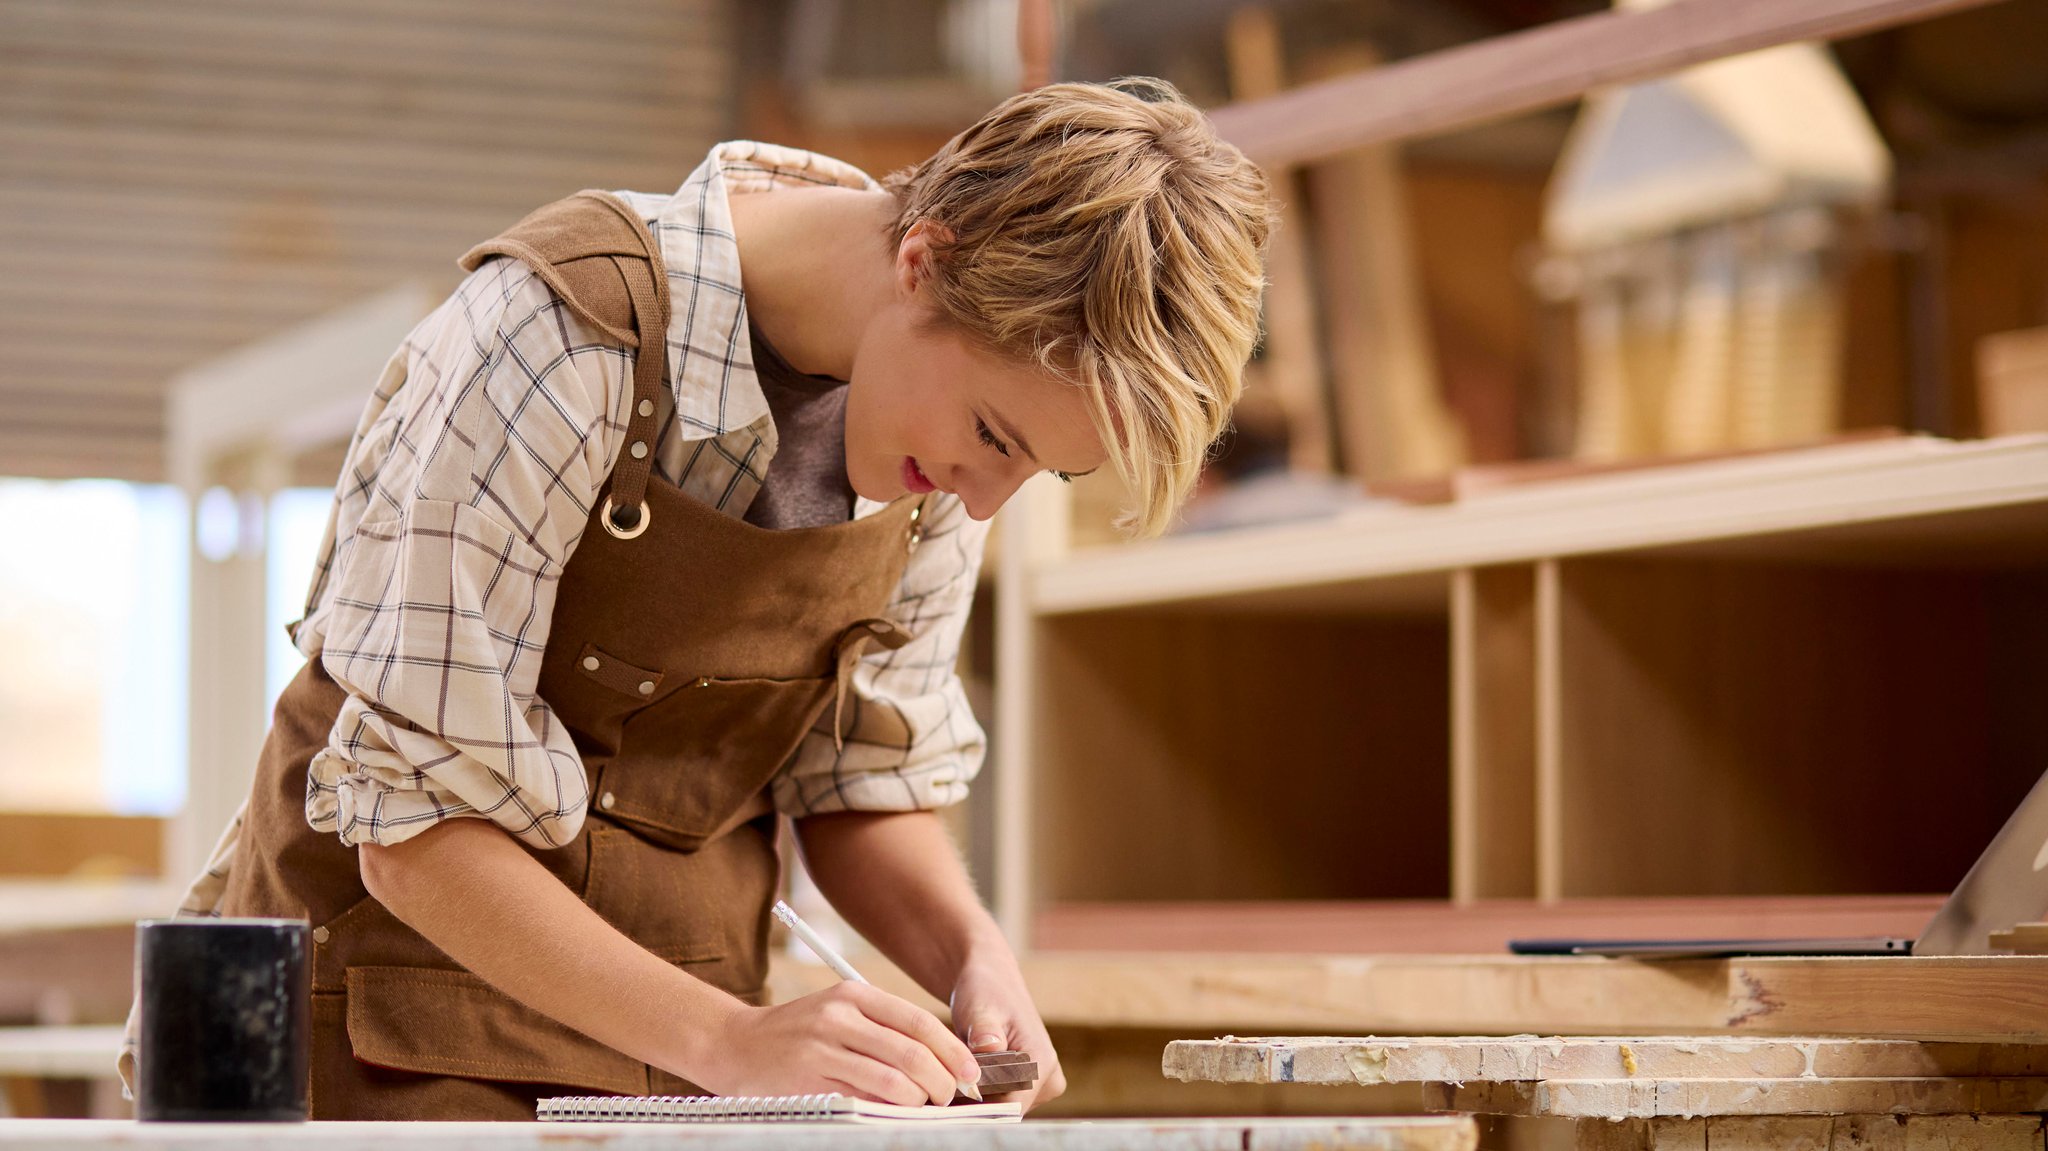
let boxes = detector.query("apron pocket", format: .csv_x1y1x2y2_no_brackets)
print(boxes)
581,824,753,964
344,966,646,1096
600,674,833,850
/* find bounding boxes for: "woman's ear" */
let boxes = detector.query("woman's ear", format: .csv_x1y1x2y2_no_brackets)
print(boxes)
894,220,956,298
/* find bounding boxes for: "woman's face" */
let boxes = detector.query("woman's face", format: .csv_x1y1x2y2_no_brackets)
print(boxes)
843,230,1107,521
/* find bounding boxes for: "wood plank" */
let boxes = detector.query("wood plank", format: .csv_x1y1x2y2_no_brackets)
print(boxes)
1580,1115,2047,1151
1163,1036,2048,1086
1303,45,1463,483
0,816,163,880
1032,897,1942,955
1003,954,2048,1042
1423,1075,2048,1118
0,1027,122,1080
1221,6,1333,474
1451,566,1539,901
1207,0,2005,167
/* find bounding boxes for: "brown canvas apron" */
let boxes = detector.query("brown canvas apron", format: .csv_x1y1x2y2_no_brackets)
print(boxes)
215,191,930,1120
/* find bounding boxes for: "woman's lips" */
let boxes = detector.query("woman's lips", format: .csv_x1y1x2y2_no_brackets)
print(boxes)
902,456,936,494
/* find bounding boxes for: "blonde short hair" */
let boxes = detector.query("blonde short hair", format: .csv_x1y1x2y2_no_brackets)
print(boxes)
884,78,1273,537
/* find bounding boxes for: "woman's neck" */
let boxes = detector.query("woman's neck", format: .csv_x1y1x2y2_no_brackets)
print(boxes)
727,185,899,381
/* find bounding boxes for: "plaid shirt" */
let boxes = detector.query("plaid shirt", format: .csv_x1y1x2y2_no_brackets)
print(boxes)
183,141,990,909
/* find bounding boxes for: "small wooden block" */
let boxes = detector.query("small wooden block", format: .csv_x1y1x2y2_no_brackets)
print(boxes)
1991,923,2048,955
971,1050,1038,1095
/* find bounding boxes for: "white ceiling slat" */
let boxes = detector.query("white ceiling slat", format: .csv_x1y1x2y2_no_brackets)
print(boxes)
2,1,724,107
0,187,515,262
0,0,735,482
0,123,701,209
0,60,725,161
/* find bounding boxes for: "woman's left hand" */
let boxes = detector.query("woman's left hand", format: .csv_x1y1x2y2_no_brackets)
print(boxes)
949,951,1065,1112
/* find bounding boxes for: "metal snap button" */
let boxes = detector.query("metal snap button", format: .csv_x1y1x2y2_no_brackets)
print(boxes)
637,399,654,417
582,656,600,671
600,792,616,811
630,441,649,460
638,681,655,695
312,926,330,944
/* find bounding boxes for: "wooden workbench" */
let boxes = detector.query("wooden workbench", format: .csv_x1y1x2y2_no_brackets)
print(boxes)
0,1116,1477,1150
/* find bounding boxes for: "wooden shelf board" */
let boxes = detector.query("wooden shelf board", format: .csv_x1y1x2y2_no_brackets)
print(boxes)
1032,436,2048,616
1033,897,1946,956
1011,953,2048,1042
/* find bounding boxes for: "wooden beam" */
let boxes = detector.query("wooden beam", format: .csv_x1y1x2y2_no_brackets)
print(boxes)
1164,1036,2048,1086
1207,0,2004,167
1424,1076,2048,1118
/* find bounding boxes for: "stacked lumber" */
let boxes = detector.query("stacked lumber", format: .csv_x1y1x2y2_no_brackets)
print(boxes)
1164,1037,2048,1150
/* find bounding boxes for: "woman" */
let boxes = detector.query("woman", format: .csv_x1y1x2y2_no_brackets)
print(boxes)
126,77,1271,1119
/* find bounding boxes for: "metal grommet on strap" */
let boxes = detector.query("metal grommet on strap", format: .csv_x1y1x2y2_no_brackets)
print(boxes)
602,496,651,540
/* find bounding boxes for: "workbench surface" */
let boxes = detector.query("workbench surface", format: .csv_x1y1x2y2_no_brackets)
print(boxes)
0,1117,1476,1150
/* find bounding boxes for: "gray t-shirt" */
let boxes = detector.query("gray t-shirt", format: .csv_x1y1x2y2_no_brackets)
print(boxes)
742,326,857,530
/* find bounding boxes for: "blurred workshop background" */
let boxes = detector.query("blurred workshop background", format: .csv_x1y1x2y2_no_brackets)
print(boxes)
2,0,2047,1123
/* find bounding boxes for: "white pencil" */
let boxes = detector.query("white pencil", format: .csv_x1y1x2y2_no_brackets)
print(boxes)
771,899,868,984
770,899,983,1102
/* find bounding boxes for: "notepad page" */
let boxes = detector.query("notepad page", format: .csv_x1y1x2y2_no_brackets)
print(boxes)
537,1092,1023,1123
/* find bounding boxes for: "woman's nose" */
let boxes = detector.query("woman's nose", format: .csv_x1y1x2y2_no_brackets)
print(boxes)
955,460,1032,521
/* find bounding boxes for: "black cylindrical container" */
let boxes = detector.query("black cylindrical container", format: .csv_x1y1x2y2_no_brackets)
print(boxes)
135,918,310,1122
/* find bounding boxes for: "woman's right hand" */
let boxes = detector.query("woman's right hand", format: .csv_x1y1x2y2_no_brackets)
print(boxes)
689,983,980,1106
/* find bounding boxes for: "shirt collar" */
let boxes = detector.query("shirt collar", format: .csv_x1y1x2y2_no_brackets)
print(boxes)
644,141,878,441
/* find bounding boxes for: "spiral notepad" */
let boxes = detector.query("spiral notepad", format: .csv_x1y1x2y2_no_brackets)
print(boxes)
536,1092,1023,1124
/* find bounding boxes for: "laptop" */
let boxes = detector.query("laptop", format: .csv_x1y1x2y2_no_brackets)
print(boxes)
1510,766,2048,958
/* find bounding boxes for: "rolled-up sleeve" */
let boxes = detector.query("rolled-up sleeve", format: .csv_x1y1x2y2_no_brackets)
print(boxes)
771,493,992,816
301,261,628,849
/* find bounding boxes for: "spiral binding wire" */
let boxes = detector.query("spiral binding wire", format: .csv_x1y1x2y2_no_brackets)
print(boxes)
537,1092,844,1122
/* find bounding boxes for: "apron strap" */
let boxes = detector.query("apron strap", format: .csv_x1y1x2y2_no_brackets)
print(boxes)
458,190,671,540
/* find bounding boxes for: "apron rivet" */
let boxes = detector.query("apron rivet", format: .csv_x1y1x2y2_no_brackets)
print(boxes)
638,681,654,695
599,792,616,811
312,926,330,944
630,441,649,460
696,677,711,688
582,656,600,671
637,399,653,418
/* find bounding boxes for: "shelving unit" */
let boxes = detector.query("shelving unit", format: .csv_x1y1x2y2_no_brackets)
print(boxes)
993,435,2048,957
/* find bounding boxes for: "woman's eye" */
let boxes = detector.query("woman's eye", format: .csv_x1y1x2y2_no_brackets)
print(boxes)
976,418,1010,457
